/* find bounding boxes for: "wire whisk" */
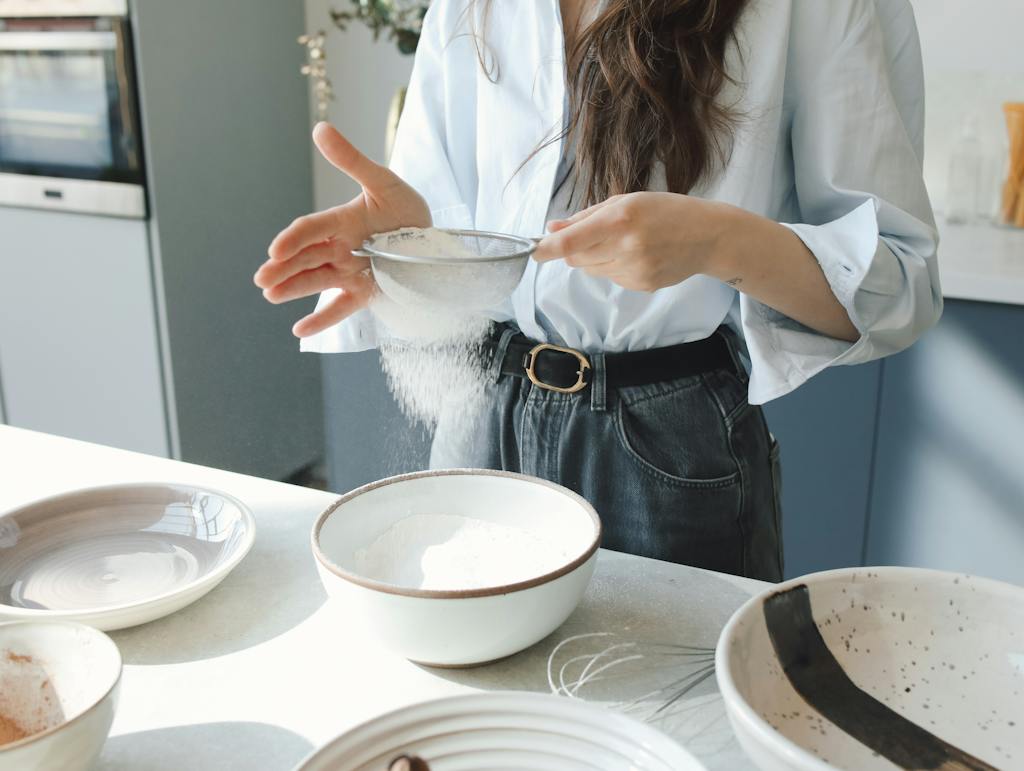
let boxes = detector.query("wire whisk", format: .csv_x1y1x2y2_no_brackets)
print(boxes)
547,632,718,723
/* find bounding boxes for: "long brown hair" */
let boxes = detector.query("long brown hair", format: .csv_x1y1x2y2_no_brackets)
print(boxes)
473,0,749,206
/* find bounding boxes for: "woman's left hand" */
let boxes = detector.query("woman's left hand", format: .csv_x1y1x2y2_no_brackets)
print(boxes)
533,191,739,292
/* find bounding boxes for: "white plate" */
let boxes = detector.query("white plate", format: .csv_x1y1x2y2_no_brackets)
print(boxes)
716,567,1024,771
294,691,705,771
0,483,255,631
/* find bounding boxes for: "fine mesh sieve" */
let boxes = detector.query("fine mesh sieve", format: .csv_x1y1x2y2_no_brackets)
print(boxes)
352,228,541,265
355,228,541,310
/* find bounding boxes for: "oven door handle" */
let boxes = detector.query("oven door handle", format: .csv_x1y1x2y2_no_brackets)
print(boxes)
0,31,117,51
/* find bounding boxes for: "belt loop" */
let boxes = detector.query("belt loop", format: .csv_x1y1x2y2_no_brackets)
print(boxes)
589,353,608,412
717,325,747,378
488,325,518,383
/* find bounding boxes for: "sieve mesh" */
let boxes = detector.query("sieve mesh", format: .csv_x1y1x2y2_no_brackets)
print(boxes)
356,227,539,265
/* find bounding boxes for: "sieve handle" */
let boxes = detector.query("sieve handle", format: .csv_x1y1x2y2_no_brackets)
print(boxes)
521,236,544,255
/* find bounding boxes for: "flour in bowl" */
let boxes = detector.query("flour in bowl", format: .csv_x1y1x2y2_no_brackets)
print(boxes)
353,514,575,590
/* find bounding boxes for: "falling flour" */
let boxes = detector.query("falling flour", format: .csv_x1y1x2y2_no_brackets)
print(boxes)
353,514,574,590
369,226,496,435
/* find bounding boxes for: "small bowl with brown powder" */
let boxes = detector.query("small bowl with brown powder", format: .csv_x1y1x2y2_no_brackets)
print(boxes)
311,469,602,668
0,621,121,771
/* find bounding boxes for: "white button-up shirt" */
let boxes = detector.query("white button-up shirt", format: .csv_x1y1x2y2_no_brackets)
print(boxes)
302,0,942,405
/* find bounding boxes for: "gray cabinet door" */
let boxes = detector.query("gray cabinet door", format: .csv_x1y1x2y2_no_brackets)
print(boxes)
131,0,322,480
0,207,169,456
763,362,882,578
866,300,1024,585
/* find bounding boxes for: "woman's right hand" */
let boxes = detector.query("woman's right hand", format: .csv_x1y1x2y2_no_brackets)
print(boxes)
254,122,430,338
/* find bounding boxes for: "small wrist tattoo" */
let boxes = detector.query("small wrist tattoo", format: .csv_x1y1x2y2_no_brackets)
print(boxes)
725,277,743,287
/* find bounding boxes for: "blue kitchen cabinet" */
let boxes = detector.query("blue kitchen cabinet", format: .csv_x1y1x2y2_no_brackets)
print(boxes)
323,352,430,492
763,362,883,578
865,300,1024,585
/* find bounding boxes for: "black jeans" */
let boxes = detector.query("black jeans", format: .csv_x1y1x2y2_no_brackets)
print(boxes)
430,325,784,582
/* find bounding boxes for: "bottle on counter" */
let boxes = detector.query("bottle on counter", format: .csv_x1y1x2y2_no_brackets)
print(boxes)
945,115,983,225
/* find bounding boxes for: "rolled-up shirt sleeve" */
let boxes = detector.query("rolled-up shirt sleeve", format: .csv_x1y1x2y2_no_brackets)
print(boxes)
301,0,474,355
739,0,942,404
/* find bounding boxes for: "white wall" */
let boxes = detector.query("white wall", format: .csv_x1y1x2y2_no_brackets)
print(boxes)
910,0,1024,214
302,0,415,210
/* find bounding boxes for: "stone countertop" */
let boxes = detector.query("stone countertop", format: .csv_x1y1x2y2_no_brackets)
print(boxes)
939,221,1024,306
0,426,768,770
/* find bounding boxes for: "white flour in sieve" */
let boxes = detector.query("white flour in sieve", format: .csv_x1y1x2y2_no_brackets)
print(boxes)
369,226,496,435
353,513,574,590
370,226,478,261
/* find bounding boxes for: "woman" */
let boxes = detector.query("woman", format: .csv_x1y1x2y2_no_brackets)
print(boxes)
255,0,941,582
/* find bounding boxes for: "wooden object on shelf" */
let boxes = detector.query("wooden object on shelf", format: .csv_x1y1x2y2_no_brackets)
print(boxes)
1001,102,1024,228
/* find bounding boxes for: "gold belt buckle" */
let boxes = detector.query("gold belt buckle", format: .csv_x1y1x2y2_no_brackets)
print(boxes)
524,343,592,394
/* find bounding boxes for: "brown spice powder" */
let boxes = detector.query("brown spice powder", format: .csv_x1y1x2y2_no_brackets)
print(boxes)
1,650,53,745
0,714,29,746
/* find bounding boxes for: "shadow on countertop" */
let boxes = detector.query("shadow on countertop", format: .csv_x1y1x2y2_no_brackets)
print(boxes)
111,497,329,665
101,721,314,771
414,559,755,764
419,557,752,695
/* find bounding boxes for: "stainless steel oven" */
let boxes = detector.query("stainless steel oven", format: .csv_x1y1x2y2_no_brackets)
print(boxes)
0,0,145,218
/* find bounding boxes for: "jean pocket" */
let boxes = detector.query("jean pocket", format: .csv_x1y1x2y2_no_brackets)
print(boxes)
613,383,740,488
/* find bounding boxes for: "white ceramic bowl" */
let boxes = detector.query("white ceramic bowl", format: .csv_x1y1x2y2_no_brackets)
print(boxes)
0,482,256,631
312,469,601,667
293,691,705,771
716,567,1024,771
0,620,121,771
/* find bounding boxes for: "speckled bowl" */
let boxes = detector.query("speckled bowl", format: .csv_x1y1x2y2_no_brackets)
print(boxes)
716,567,1024,771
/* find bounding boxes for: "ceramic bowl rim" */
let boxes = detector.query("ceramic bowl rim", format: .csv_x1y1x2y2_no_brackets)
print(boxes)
311,468,602,599
0,619,122,754
0,481,256,619
714,565,1024,771
292,690,701,771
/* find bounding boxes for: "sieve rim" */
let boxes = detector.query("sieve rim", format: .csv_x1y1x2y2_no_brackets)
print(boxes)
353,228,540,265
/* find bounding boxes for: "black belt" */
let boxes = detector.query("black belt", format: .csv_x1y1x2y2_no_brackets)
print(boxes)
492,330,737,394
